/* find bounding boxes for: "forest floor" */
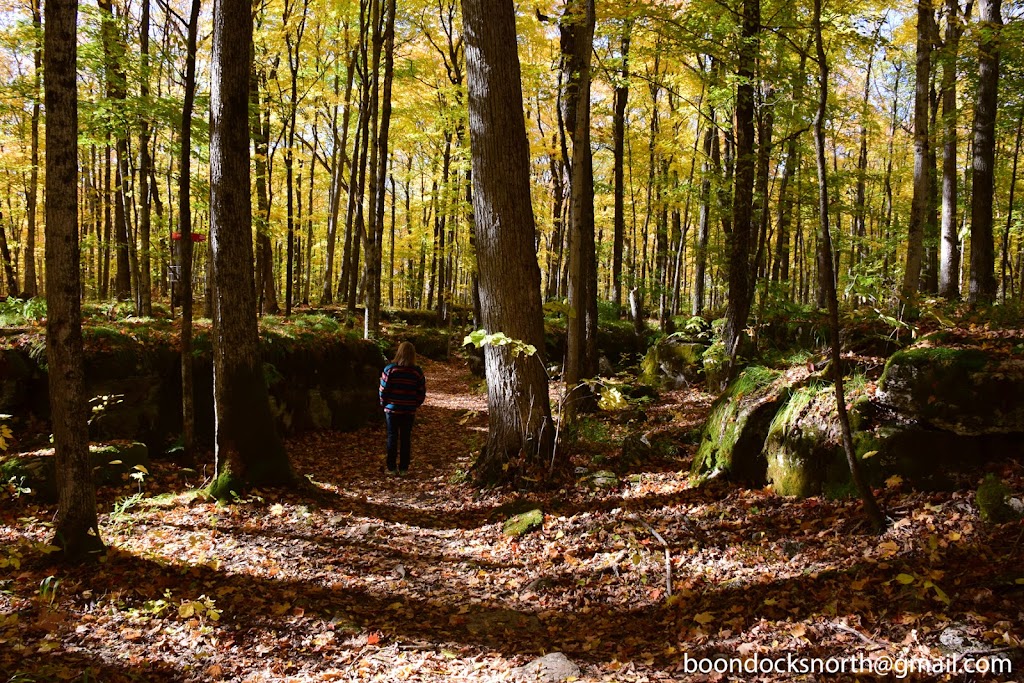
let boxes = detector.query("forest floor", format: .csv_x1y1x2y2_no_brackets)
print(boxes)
2,357,1024,682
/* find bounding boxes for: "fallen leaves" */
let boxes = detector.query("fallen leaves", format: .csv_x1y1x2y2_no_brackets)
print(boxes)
1,358,1022,682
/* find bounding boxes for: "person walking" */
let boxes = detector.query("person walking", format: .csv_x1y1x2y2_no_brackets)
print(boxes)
379,341,426,475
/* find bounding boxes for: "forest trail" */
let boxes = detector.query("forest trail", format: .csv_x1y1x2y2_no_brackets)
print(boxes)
2,358,1023,682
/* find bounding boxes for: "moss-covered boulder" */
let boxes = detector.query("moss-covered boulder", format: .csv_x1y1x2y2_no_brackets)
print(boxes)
976,474,1024,523
1,441,150,501
640,337,709,387
692,365,799,484
503,509,544,537
877,343,1024,435
763,385,873,498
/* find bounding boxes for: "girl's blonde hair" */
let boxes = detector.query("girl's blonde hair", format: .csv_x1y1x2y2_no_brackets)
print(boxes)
393,341,417,367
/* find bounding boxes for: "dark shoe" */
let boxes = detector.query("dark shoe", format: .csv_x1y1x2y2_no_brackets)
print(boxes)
398,469,408,477
387,468,398,475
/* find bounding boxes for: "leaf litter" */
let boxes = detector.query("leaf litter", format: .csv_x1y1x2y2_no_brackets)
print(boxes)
1,358,1022,682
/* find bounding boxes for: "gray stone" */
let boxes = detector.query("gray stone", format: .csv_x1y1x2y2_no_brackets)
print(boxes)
510,653,581,682
640,338,708,388
878,345,1024,436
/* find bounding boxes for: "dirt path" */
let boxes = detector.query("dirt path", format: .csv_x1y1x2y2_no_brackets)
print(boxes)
2,358,1022,682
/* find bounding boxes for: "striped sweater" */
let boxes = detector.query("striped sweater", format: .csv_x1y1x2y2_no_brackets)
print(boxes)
379,363,426,414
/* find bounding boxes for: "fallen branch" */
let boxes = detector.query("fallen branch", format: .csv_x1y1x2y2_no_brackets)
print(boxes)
831,621,885,650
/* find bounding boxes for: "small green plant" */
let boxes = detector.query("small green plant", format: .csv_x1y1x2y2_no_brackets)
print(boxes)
0,297,47,325
88,394,125,426
177,594,222,622
111,491,144,519
38,575,61,606
463,329,537,358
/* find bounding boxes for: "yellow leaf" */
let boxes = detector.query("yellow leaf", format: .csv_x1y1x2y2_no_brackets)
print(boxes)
178,602,195,618
133,464,149,474
948,532,961,541
763,598,778,606
895,573,916,585
851,579,868,591
861,450,878,459
107,460,123,465
693,611,715,625
790,623,807,638
878,541,900,557
270,503,285,516
1015,578,1024,585
885,475,904,489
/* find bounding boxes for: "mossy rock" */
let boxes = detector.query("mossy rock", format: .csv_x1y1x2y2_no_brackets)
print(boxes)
692,365,791,484
587,470,620,489
765,386,845,497
640,338,708,387
878,344,1024,435
976,474,1023,523
1,441,149,501
503,509,544,537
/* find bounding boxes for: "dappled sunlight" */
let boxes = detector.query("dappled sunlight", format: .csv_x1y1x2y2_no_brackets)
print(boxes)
2,358,1022,681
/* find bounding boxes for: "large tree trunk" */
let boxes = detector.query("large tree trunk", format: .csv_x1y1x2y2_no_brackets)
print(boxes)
722,0,759,382
969,0,1001,304
179,0,200,462
45,0,103,561
208,0,290,498
939,0,970,298
812,0,885,533
562,0,598,420
463,0,553,483
904,0,935,300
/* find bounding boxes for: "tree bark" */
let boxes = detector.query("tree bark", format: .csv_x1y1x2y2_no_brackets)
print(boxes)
45,0,104,560
904,0,935,300
463,0,553,483
138,0,153,315
722,0,759,382
939,0,970,298
179,0,200,462
562,0,598,419
208,0,291,498
969,0,1001,304
23,0,42,298
611,21,631,315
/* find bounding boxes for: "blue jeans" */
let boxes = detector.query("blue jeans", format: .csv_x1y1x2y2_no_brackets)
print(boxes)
385,412,415,472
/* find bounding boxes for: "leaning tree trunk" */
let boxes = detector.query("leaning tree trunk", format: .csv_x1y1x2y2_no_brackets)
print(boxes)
463,0,554,483
45,0,104,561
208,0,291,498
812,0,886,533
969,0,1001,304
